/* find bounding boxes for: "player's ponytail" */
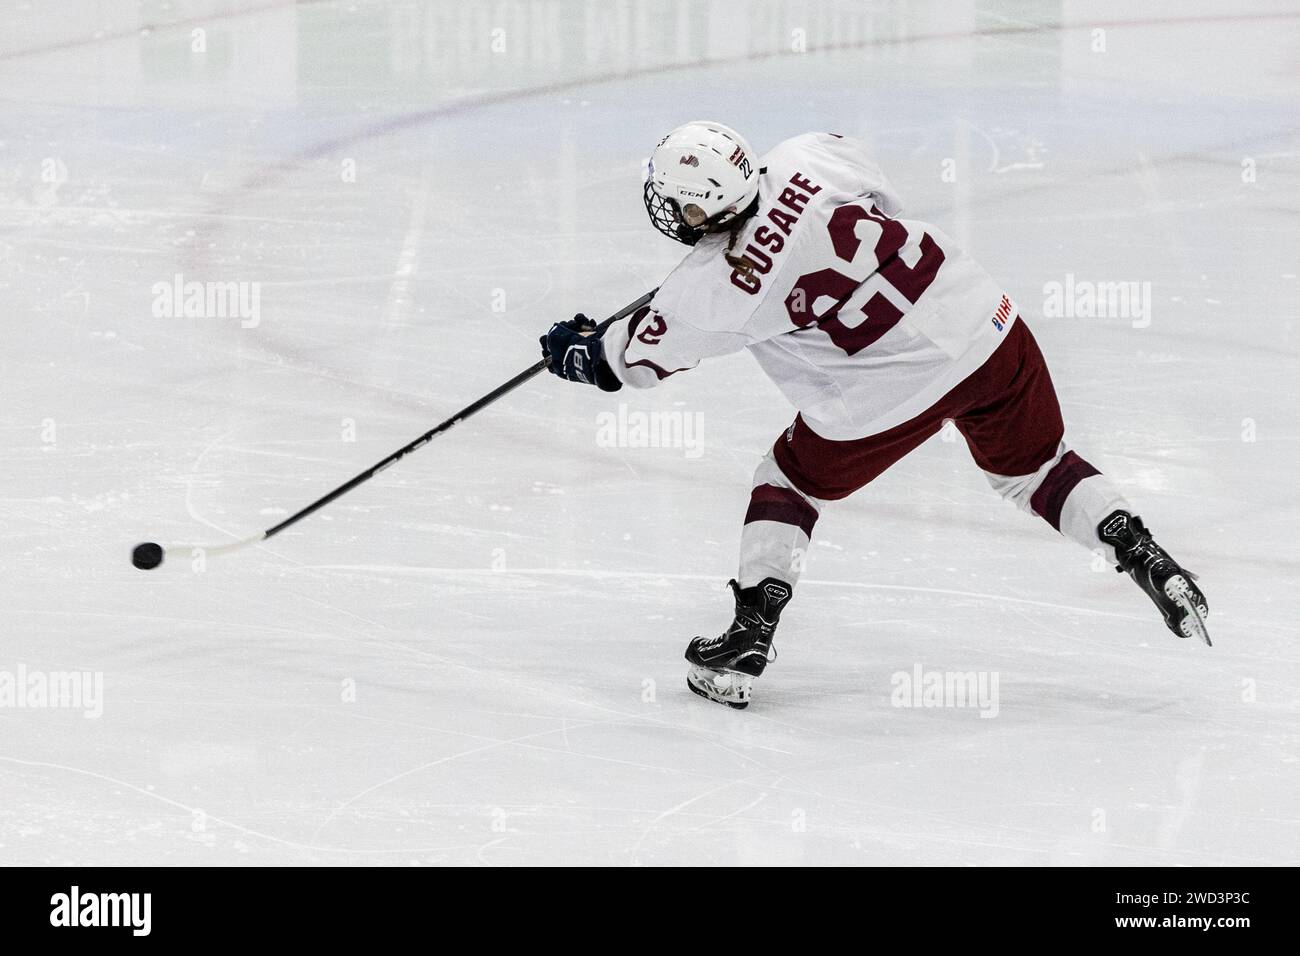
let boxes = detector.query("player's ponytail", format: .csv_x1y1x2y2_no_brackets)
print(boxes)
721,194,763,276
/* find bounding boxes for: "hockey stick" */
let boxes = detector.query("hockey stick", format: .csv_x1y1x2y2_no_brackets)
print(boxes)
131,289,657,570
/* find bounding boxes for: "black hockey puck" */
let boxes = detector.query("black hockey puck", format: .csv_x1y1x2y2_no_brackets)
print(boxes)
132,542,164,570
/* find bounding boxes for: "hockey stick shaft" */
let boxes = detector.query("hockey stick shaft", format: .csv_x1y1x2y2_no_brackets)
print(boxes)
167,289,656,559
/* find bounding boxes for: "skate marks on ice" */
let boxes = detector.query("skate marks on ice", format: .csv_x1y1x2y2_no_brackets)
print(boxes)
258,563,1293,865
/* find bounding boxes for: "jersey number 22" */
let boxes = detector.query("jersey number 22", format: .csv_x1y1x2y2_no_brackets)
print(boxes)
783,203,945,356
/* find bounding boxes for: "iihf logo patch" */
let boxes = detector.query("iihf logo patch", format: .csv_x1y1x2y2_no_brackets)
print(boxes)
991,294,1013,331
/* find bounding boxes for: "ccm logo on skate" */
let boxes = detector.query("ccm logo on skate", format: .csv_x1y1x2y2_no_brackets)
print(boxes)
763,583,790,602
50,886,151,936
1101,514,1128,537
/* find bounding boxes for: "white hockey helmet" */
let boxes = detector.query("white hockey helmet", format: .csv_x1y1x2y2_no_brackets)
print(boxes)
643,121,759,245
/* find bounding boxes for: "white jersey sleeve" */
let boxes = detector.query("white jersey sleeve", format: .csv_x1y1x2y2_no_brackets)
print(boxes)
599,298,748,389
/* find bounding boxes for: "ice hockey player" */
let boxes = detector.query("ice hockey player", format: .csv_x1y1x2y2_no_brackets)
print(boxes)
540,121,1210,709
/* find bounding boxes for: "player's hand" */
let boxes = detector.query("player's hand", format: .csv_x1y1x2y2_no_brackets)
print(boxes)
539,314,622,392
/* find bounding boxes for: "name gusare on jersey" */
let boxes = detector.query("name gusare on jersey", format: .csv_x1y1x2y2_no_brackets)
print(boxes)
729,171,822,295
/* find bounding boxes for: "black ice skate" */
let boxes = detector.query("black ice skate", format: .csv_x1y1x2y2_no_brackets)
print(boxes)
1098,510,1210,645
685,578,792,709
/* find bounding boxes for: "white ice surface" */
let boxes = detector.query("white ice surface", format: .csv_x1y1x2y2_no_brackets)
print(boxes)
1,0,1298,865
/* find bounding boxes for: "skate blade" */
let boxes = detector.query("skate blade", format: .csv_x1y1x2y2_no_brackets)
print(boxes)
1166,575,1211,646
686,665,753,709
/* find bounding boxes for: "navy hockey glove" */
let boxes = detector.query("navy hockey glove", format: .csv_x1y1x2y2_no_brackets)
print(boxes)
540,314,622,392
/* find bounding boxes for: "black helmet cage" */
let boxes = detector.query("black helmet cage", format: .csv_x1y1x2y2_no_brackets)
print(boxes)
643,179,703,246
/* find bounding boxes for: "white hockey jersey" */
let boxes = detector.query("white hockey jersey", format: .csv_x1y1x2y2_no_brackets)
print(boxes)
603,132,1018,441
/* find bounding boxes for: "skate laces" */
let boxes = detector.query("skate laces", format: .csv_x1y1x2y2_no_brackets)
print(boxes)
1119,540,1167,574
735,609,778,664
694,600,777,655
695,625,735,650
1120,531,1176,578
1109,519,1163,573
698,615,763,649
1117,528,1204,608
